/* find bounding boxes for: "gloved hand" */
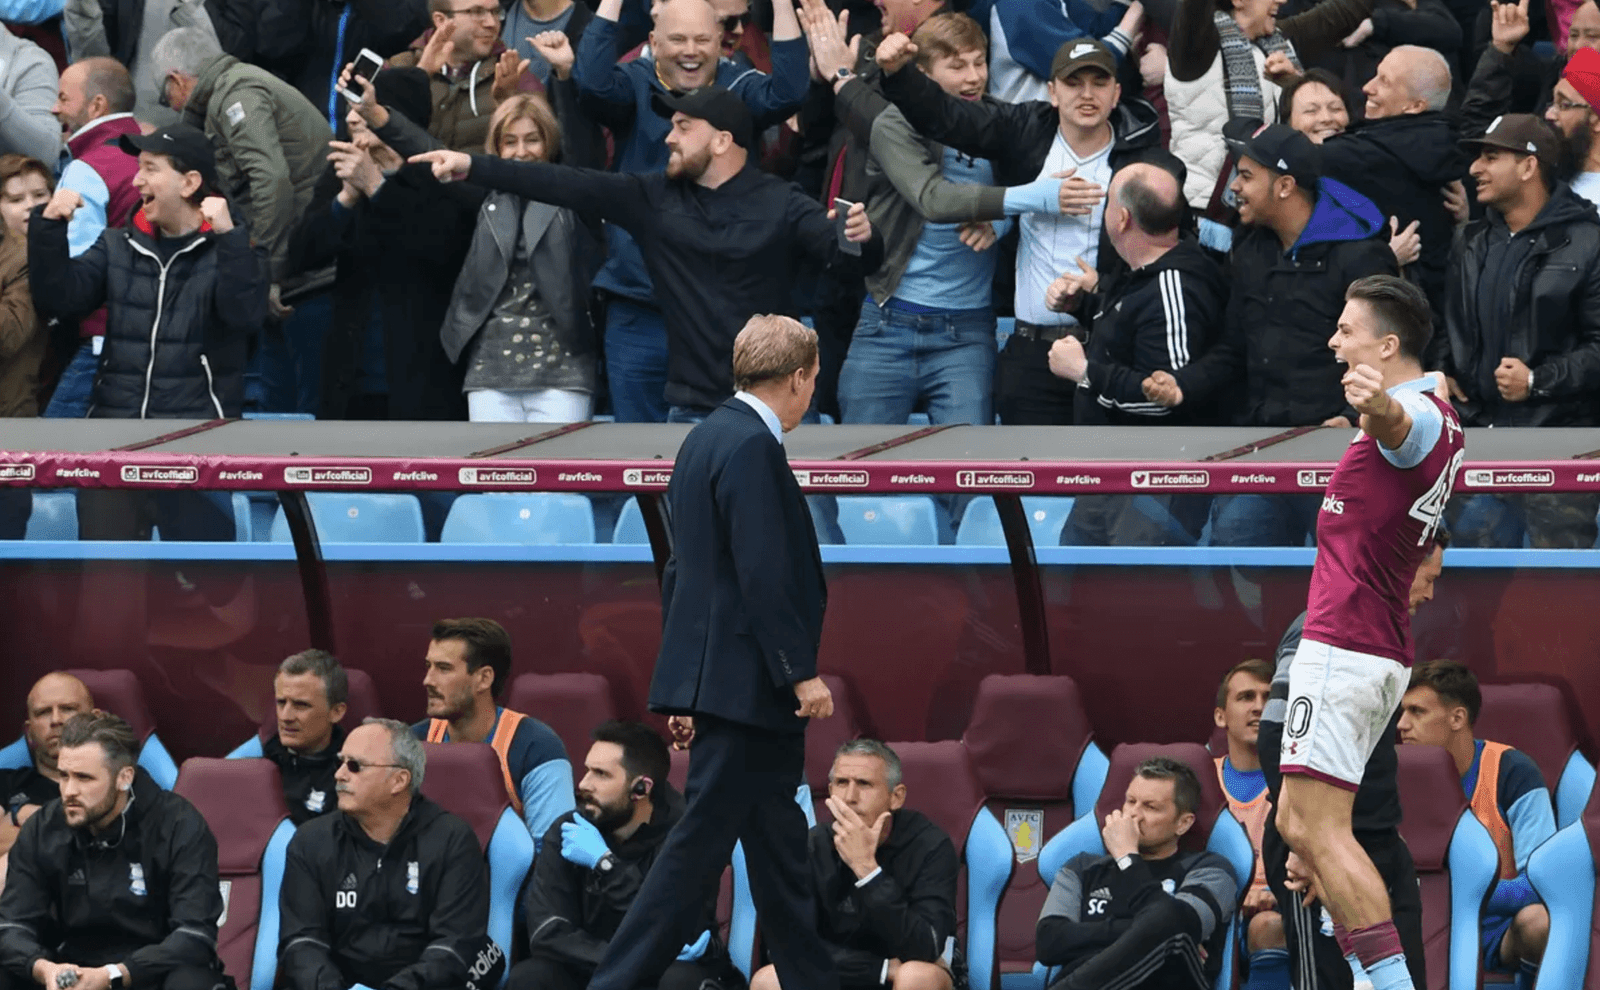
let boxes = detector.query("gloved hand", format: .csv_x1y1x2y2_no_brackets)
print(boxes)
677,930,711,961
559,815,609,869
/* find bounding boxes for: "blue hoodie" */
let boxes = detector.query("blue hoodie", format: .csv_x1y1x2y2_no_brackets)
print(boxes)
573,18,811,303
1289,176,1386,255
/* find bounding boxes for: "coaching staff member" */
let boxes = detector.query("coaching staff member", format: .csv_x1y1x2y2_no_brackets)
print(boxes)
579,315,841,990
0,712,227,990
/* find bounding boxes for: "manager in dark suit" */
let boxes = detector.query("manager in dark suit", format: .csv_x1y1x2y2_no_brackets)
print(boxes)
587,315,840,990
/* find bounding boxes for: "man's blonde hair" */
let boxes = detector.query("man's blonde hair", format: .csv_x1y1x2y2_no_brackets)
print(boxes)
732,315,818,391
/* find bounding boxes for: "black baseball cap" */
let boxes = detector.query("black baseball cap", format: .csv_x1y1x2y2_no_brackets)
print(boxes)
1050,38,1117,80
1461,113,1559,167
1224,119,1321,192
119,123,218,189
651,86,754,149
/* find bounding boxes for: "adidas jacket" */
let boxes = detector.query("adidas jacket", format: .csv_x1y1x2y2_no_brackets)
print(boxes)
278,796,489,990
0,769,224,986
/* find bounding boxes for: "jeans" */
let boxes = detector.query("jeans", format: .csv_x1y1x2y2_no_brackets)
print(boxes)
1208,494,1322,547
468,388,593,422
1446,493,1600,548
282,293,332,416
837,301,995,425
604,298,669,423
996,332,1076,425
44,340,98,418
0,488,29,539
1061,495,1211,546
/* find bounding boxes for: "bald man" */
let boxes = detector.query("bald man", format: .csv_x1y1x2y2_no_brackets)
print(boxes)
1045,162,1227,544
571,0,809,422
1320,45,1466,317
0,674,94,857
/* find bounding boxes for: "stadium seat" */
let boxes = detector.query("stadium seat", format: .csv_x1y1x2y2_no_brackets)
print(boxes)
1525,775,1599,988
268,493,426,543
504,673,617,772
226,669,384,759
230,493,253,542
612,499,649,544
1476,683,1596,828
1034,742,1252,990
441,493,596,544
0,669,180,788
24,491,76,540
173,758,295,990
820,740,1010,990
955,498,1078,548
804,674,861,824
962,675,1110,990
1395,744,1499,990
420,742,534,981
836,496,941,546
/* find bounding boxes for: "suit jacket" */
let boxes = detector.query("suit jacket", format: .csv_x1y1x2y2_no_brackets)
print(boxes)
650,398,827,734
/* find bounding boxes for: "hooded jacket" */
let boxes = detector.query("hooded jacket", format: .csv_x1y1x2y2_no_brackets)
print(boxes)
181,53,333,282
524,783,721,969
28,203,269,419
262,724,345,826
1438,183,1600,427
389,34,539,155
1319,111,1466,314
808,808,959,986
1073,239,1230,425
0,768,224,987
572,15,811,303
278,795,491,990
1173,178,1397,426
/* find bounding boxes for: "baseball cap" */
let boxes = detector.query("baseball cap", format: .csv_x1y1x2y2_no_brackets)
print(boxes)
119,123,218,189
651,86,754,149
1050,37,1116,81
1224,119,1322,191
1460,113,1559,167
1564,45,1600,110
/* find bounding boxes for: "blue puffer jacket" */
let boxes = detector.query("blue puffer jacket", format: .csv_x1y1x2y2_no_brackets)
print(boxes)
572,16,810,303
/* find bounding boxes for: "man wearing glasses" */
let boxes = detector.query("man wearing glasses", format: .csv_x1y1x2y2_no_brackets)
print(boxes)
278,719,503,990
389,0,535,153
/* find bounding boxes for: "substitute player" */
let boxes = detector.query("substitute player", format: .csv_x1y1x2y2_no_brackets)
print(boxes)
1274,275,1465,990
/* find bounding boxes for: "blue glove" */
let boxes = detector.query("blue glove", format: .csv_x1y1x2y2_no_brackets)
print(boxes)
677,930,711,961
559,815,609,869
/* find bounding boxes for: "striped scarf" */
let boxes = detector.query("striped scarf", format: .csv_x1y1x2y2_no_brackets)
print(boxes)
1212,10,1301,123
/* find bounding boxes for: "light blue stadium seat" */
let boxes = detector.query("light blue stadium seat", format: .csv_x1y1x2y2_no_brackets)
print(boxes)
1556,754,1598,830
1034,743,1252,990
242,412,316,421
0,668,179,788
269,493,426,543
25,491,77,540
836,496,940,546
908,412,931,426
612,499,649,544
996,317,1015,350
440,493,596,544
174,758,296,990
1527,812,1596,989
1477,683,1598,830
956,497,1078,547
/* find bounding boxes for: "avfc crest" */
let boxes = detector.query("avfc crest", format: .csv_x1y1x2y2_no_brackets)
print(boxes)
129,863,147,897
305,789,326,814
1004,809,1043,864
406,861,420,895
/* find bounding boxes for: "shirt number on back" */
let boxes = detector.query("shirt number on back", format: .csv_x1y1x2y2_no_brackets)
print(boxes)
1409,448,1464,546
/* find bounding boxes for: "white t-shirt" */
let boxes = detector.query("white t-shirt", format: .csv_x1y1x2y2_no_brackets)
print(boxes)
1015,130,1112,325
1572,170,1600,208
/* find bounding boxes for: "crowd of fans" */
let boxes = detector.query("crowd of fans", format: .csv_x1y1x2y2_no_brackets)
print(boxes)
0,553,1572,990
0,0,1598,547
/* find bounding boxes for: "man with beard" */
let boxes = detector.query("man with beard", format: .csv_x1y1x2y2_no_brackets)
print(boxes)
1461,0,1600,131
1543,45,1600,204
0,713,228,990
411,87,880,420
510,722,733,990
1256,531,1449,990
1438,113,1600,547
412,618,574,849
1318,45,1465,318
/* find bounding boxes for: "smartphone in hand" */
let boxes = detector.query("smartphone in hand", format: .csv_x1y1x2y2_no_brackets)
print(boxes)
832,197,862,256
338,48,385,104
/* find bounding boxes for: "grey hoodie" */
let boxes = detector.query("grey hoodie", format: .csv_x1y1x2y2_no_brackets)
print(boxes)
0,23,59,164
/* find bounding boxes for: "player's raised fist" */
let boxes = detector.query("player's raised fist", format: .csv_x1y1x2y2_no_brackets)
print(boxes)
1342,363,1389,415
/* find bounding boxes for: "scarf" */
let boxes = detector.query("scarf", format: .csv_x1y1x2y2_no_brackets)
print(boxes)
1213,10,1301,123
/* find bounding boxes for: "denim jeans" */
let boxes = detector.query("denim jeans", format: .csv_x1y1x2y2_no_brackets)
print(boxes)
0,488,29,539
837,301,996,425
1207,494,1322,547
1446,493,1600,548
44,340,98,418
605,298,669,424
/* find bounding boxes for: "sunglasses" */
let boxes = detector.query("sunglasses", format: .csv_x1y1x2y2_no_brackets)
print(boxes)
337,756,403,774
720,12,751,31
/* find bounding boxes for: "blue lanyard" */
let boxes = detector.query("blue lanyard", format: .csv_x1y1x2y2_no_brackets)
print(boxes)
327,4,354,128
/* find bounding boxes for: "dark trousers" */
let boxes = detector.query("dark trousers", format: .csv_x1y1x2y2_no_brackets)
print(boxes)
588,716,838,990
0,488,30,539
1261,819,1426,990
1051,896,1208,990
996,334,1075,426
507,955,724,990
75,490,234,541
0,966,230,990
